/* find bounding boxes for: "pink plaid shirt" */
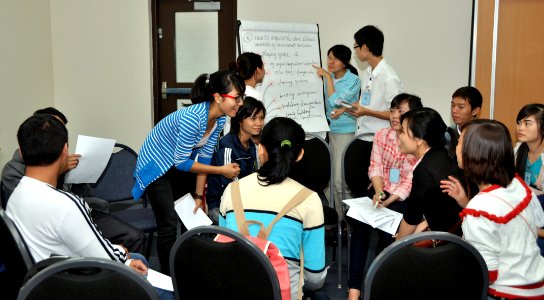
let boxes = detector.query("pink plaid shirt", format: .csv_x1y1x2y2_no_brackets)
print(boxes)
368,127,417,200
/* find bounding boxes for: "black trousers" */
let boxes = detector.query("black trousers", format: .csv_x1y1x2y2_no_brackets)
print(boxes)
347,189,406,291
146,167,196,275
91,210,146,253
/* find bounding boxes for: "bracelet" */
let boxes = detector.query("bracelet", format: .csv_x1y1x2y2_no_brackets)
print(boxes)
194,194,203,200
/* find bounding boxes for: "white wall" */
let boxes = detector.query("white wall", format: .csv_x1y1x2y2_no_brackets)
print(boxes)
49,0,153,153
238,0,473,121
0,0,55,168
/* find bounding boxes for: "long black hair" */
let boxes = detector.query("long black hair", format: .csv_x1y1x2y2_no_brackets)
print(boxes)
515,103,544,175
230,97,266,135
328,45,358,76
191,70,245,104
257,117,304,186
228,52,264,80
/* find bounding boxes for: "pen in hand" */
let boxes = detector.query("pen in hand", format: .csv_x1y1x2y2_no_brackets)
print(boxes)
374,192,384,209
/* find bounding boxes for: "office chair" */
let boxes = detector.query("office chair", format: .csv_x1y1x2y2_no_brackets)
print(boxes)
0,208,34,299
340,132,374,281
169,225,281,300
290,132,341,287
17,257,159,300
364,231,488,300
91,143,157,258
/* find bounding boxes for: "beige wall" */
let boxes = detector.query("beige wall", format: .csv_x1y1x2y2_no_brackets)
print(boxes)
0,0,472,168
239,0,473,121
50,0,153,155
0,0,55,167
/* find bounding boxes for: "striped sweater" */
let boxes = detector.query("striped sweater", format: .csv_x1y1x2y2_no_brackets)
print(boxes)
132,101,226,199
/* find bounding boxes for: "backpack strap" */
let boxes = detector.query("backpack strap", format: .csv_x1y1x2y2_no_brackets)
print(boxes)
231,180,250,236
264,187,313,238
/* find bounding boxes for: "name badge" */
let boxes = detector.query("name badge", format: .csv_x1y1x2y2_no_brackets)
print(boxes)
525,171,532,184
361,90,371,106
389,168,400,183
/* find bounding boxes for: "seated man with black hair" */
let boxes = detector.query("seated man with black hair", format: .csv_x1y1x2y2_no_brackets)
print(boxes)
1,107,145,253
6,114,146,271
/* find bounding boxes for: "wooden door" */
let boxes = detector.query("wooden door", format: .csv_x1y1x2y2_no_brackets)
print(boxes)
474,0,544,142
151,0,237,124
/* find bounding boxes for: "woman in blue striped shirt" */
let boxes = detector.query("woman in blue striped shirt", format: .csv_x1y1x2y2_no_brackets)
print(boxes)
132,70,244,274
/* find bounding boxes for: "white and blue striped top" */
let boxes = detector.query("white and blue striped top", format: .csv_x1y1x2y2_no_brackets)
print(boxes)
132,101,226,199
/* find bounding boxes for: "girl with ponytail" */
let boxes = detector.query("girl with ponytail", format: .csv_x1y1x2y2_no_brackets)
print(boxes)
313,44,361,217
219,117,327,298
133,70,244,274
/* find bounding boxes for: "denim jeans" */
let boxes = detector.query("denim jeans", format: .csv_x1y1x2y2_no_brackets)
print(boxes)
146,167,195,275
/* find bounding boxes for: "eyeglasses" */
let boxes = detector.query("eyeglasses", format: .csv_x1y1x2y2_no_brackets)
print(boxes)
353,44,361,49
220,94,244,103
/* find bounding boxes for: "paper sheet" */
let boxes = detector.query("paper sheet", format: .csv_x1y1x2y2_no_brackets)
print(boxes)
174,193,213,230
64,135,116,184
343,197,403,235
146,269,174,291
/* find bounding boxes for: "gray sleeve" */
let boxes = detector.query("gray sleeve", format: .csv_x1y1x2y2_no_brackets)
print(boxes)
1,155,25,200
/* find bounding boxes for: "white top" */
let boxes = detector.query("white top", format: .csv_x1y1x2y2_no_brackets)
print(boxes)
6,176,128,263
356,59,403,141
461,177,544,298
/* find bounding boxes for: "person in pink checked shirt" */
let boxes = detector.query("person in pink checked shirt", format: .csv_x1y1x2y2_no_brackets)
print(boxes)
347,93,422,300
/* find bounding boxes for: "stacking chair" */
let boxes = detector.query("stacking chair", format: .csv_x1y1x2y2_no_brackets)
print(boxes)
17,257,159,300
340,132,374,280
169,226,281,300
91,143,157,258
290,132,341,287
0,208,34,299
364,231,488,300
0,180,7,209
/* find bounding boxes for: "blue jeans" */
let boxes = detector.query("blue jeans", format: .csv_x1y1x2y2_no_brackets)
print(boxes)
130,253,174,300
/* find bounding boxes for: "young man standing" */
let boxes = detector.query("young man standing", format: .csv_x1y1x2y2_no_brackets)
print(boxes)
348,25,403,201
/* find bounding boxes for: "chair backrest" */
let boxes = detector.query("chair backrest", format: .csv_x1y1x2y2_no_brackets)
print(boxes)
0,208,34,299
17,257,158,300
0,179,7,210
364,231,489,300
91,143,138,202
341,133,373,199
170,225,281,300
290,132,333,204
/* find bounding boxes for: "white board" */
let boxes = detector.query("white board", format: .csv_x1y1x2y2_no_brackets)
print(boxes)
238,20,330,133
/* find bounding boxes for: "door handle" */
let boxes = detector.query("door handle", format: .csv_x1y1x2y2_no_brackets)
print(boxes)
161,82,192,99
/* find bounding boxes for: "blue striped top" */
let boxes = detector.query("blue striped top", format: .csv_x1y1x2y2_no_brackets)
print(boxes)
132,101,226,199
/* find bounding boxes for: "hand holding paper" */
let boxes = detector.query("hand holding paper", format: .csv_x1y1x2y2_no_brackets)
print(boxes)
343,197,403,235
174,193,212,230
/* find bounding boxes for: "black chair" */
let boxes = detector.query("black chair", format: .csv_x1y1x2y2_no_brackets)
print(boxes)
0,208,35,299
290,132,341,287
1,180,7,210
91,143,157,258
363,231,489,300
17,257,159,300
169,225,281,300
340,132,374,280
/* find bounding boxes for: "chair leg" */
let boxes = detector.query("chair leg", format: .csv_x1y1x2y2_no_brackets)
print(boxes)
337,221,342,289
144,231,155,260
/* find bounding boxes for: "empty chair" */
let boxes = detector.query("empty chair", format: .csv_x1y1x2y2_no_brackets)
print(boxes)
91,143,157,257
0,208,34,299
17,257,159,300
169,225,281,300
364,231,488,300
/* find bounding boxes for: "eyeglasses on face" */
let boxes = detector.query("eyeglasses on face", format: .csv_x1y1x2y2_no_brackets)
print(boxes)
353,44,361,49
220,94,244,103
